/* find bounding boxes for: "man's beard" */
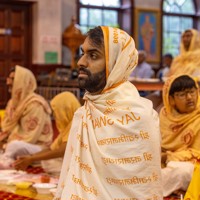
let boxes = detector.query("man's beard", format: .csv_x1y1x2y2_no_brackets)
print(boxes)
78,67,106,93
8,85,12,93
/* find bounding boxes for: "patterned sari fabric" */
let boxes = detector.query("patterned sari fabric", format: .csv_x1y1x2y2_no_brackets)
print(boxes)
160,75,200,162
169,29,200,76
1,65,53,148
54,27,162,200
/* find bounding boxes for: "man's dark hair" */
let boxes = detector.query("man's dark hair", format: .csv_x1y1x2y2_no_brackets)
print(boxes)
164,53,173,60
169,75,197,96
9,66,15,73
7,66,15,76
184,29,192,34
87,26,104,48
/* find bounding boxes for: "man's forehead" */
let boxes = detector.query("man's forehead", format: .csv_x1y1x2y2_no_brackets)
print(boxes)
175,87,195,92
81,37,104,53
183,31,192,36
9,71,15,78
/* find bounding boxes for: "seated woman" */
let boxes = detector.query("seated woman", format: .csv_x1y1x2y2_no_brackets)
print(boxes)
0,65,53,168
160,74,200,197
13,92,81,175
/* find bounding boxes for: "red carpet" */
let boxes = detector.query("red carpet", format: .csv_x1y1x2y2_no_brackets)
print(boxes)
26,166,45,174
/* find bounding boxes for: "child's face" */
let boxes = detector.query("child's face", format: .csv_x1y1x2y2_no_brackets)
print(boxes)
169,87,198,114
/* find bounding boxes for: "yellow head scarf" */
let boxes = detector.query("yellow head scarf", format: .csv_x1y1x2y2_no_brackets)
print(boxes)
50,92,81,150
169,29,200,76
160,74,200,162
180,29,200,54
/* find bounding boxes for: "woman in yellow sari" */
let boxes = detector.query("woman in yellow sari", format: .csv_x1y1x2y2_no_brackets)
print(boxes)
160,74,200,196
169,29,200,76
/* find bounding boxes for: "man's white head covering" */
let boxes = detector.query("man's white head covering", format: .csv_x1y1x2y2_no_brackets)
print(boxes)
101,26,138,92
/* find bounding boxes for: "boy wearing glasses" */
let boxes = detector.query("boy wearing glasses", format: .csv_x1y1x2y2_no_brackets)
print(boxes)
160,75,200,197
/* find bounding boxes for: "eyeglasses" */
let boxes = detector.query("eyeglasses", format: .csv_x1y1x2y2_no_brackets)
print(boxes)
174,89,197,100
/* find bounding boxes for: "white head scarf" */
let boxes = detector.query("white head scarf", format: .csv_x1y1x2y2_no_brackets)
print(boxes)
101,26,138,90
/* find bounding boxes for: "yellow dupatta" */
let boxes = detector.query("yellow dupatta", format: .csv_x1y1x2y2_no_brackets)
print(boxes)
184,163,200,200
169,29,200,76
160,75,200,162
50,92,81,150
54,27,162,200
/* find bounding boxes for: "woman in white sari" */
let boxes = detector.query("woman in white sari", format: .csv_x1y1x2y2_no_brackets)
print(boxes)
0,66,53,168
54,26,162,200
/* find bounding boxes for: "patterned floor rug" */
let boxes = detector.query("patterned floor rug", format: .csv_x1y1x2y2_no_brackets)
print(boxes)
0,191,34,200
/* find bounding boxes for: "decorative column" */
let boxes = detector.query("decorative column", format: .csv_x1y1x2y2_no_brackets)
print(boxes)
62,17,86,69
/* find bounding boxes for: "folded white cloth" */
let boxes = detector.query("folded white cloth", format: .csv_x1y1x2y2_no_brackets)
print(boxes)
162,161,194,197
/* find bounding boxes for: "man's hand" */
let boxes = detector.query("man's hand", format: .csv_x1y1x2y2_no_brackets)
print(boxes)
13,156,32,171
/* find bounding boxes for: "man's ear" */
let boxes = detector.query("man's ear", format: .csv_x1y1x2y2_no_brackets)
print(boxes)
169,95,176,107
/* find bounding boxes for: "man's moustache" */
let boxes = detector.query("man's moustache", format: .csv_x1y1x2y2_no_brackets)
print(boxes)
79,67,90,74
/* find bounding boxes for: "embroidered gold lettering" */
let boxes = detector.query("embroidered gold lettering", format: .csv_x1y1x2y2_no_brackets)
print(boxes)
72,174,98,196
75,156,92,173
106,99,116,106
143,152,152,161
92,116,114,129
86,109,92,120
71,194,88,200
117,112,140,125
140,131,149,139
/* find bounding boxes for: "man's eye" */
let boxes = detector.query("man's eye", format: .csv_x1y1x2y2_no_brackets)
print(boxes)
90,53,97,59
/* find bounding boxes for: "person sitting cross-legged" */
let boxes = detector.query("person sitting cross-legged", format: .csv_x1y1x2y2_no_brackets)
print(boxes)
0,65,53,169
160,74,200,197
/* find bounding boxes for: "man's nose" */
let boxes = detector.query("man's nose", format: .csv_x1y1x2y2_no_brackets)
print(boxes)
186,92,192,99
77,54,88,68
6,78,11,85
